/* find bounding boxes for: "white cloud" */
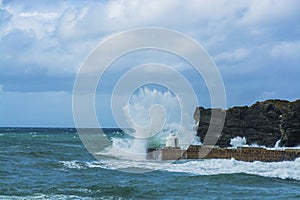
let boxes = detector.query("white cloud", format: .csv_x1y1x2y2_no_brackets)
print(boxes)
271,41,300,58
0,0,299,88
19,11,57,19
214,48,250,63
170,62,191,72
0,0,248,66
1,0,300,127
239,0,300,26
1,6,60,39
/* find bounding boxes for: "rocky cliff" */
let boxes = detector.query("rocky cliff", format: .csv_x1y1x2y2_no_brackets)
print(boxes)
195,99,300,147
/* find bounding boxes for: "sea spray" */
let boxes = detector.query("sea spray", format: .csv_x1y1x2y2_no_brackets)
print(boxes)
103,86,196,160
230,136,247,147
123,87,179,160
228,136,300,150
274,139,281,149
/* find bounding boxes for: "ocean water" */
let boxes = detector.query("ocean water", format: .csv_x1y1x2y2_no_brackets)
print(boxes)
1,127,300,200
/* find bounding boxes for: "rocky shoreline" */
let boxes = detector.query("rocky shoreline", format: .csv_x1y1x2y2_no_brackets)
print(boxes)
195,99,300,148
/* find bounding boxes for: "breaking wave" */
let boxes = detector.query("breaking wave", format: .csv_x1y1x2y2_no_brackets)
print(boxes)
60,158,300,180
98,86,197,161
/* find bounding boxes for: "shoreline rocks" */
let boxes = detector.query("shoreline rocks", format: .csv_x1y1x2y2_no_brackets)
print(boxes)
195,99,300,147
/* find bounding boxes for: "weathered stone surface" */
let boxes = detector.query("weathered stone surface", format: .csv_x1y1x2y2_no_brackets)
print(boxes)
148,146,300,162
195,99,300,147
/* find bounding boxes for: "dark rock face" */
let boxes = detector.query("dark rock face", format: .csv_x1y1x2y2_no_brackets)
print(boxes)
195,99,300,147
279,100,300,147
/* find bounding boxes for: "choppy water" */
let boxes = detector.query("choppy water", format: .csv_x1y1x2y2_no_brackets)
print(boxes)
1,127,300,199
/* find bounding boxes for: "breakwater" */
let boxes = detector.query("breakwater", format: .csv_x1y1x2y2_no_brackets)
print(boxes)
147,145,300,162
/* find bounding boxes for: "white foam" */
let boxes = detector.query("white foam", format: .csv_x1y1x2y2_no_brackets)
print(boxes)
230,136,246,147
60,161,86,169
274,139,281,149
230,136,300,150
94,158,300,180
122,87,181,160
78,86,300,179
59,157,300,180
162,158,300,180
98,137,148,161
59,160,103,170
0,194,95,200
103,87,197,160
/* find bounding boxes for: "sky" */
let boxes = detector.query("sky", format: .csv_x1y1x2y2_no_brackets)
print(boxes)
1,0,300,127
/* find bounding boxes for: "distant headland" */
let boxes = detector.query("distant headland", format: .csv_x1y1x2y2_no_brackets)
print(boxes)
195,99,300,148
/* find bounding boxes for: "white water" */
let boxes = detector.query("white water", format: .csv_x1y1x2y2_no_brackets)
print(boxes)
274,139,281,149
229,136,300,150
102,87,196,160
230,136,247,147
60,158,300,180
94,87,300,179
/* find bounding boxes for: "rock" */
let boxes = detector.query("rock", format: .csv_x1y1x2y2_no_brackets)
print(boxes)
279,99,300,146
195,99,300,147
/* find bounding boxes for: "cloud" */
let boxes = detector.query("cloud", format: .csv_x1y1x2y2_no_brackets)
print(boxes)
271,41,300,58
239,0,300,26
214,48,250,63
0,1,273,80
0,6,59,39
0,1,298,89
0,0,299,105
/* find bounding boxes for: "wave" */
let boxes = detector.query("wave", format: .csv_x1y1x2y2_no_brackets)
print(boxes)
0,194,95,200
102,87,196,161
161,158,300,180
59,160,105,170
60,158,300,180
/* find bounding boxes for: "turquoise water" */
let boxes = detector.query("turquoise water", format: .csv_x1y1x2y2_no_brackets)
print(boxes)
1,128,299,199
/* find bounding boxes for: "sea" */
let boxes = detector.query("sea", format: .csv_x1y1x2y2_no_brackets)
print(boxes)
1,127,300,200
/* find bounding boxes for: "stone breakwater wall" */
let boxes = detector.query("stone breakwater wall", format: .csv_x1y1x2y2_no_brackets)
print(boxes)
147,145,300,162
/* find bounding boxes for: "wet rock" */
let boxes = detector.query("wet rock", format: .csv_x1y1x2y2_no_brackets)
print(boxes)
195,99,300,147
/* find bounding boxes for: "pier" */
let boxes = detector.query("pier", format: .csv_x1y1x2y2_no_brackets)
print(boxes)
147,145,300,162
